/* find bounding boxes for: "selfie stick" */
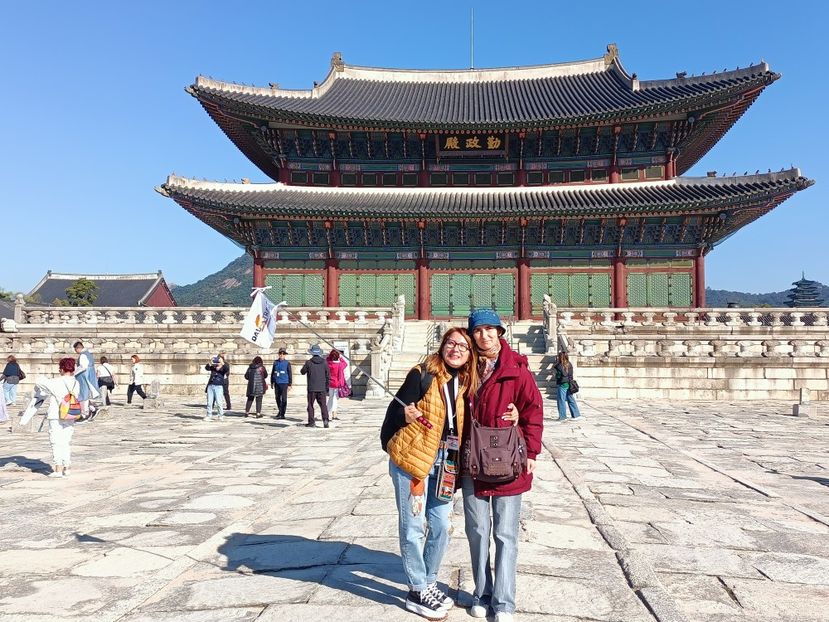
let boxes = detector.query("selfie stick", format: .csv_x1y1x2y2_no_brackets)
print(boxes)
262,298,411,411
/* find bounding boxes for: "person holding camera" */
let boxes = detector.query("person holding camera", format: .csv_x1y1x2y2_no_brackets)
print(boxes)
205,355,229,421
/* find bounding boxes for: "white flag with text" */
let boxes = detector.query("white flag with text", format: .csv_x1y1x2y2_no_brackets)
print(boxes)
239,291,278,348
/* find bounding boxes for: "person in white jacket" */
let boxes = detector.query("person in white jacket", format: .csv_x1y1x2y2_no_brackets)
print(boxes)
127,354,147,405
19,357,81,478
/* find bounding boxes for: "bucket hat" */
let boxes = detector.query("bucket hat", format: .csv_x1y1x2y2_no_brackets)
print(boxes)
467,308,505,336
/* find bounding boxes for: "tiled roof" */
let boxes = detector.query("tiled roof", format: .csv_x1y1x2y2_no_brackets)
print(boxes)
158,170,812,219
189,48,777,129
28,273,172,307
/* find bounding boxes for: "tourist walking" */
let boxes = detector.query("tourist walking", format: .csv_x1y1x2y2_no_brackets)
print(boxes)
270,348,292,419
553,351,581,421
300,344,330,428
1,354,25,405
127,354,147,405
244,356,268,418
73,341,99,417
204,355,229,421
381,327,476,620
96,356,116,408
326,349,349,420
462,309,544,622
19,357,82,478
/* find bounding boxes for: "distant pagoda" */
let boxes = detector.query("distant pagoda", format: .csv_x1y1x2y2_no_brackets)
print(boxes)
786,273,824,307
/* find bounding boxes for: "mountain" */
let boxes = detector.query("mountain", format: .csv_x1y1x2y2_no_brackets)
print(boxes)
169,253,828,308
171,254,253,306
706,283,828,307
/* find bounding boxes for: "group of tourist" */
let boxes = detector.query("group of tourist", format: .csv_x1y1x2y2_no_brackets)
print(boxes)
13,342,145,478
203,346,350,425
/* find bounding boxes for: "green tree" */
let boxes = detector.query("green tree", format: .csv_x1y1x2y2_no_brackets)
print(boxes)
64,278,99,307
0,288,11,301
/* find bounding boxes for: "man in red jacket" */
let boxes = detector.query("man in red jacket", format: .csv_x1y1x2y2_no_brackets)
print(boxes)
462,308,544,622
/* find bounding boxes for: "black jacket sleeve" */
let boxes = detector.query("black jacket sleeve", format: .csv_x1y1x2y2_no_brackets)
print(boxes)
287,363,292,386
380,367,425,452
300,361,309,375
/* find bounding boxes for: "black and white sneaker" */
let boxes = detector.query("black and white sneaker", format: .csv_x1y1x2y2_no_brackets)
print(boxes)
425,583,453,609
405,588,449,620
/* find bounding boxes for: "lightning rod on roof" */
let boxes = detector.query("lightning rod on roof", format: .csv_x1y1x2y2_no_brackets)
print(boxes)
470,7,474,70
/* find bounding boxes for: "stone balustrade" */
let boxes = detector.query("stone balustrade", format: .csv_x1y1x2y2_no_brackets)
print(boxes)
15,305,393,327
1,298,405,398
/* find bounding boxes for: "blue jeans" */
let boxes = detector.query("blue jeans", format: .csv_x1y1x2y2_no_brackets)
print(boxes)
3,382,17,405
206,384,224,417
557,385,581,419
389,459,452,592
461,476,521,614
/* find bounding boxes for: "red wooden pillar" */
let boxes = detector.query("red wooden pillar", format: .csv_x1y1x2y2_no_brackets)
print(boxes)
612,257,627,308
278,167,290,184
416,259,430,319
325,259,339,307
665,150,676,179
695,253,706,308
609,165,620,183
517,259,531,320
330,170,341,186
253,257,265,288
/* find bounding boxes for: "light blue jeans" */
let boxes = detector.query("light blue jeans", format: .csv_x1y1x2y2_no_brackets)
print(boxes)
557,385,581,419
3,382,17,405
389,459,452,592
206,384,224,417
461,476,522,614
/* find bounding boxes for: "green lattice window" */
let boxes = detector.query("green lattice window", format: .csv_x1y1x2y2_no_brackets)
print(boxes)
338,273,415,314
627,272,692,307
430,273,514,317
265,273,323,307
531,272,611,313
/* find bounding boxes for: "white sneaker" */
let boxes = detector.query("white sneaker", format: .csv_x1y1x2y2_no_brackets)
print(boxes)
204,415,213,421
48,470,64,478
470,604,488,618
495,612,514,622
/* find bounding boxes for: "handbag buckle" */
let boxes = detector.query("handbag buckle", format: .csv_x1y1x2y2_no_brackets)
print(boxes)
490,435,499,448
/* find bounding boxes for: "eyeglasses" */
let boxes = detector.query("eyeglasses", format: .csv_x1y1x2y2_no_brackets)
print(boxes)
443,339,470,353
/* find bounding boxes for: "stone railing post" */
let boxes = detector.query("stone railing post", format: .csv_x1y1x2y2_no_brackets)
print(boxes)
542,296,558,354
14,294,25,323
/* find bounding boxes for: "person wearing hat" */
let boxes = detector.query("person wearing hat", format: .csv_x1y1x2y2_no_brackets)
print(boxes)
271,348,292,419
300,344,330,428
462,308,544,622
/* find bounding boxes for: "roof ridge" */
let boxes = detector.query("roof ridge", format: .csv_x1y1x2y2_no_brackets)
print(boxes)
162,169,808,196
639,61,774,89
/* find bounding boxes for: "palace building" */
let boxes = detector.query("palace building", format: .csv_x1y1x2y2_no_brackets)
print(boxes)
158,45,812,319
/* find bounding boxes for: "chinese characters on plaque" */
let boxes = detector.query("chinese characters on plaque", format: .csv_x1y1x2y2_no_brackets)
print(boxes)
438,133,507,155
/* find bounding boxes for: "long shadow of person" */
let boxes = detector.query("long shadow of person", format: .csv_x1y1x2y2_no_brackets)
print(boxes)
0,455,51,473
216,533,409,607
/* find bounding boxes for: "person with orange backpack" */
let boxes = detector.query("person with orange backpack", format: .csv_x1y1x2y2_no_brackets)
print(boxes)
19,357,82,478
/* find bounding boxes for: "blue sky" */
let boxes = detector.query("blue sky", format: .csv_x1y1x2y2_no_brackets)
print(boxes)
1,0,825,294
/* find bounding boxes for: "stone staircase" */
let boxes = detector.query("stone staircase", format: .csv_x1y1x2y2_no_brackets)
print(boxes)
385,319,558,399
386,320,434,390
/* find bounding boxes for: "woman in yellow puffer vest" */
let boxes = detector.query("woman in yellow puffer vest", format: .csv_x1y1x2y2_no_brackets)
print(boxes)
381,327,477,620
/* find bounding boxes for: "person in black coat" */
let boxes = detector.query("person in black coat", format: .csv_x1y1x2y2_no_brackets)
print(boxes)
300,344,330,428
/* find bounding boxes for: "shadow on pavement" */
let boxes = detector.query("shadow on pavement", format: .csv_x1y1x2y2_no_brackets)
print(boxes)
0,455,50,473
217,533,407,607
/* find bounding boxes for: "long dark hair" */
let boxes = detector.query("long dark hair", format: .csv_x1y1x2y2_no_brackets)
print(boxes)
251,356,263,366
424,328,478,392
557,351,571,372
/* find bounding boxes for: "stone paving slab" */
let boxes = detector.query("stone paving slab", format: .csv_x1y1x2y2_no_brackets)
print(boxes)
1,396,827,621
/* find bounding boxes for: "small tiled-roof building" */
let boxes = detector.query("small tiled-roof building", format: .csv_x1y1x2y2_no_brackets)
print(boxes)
29,271,176,307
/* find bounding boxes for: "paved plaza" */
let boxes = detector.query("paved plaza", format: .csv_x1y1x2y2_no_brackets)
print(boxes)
1,396,828,622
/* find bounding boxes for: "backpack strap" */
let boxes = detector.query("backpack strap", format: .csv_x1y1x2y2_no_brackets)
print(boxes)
418,365,434,399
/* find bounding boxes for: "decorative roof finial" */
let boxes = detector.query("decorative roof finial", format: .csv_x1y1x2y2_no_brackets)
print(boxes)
331,52,344,72
604,43,619,66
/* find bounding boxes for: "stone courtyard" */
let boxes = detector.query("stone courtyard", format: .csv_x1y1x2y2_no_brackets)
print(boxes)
1,396,827,622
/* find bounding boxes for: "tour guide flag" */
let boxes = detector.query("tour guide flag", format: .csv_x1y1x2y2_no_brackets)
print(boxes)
239,290,283,348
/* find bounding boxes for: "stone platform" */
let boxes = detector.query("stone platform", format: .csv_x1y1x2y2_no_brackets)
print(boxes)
0,396,827,621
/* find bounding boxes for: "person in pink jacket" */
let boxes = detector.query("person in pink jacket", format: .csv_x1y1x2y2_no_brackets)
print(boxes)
326,349,348,420
462,308,544,622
